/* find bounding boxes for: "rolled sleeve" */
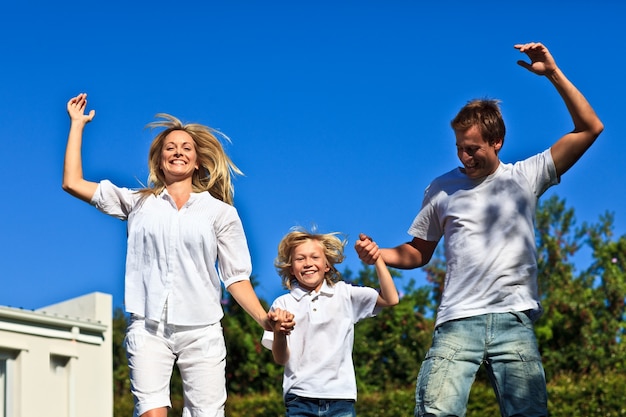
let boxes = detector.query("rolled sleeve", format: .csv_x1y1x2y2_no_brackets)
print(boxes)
90,180,138,220
216,206,252,288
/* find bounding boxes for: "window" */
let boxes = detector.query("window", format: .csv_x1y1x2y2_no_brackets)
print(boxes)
50,355,73,417
0,350,17,417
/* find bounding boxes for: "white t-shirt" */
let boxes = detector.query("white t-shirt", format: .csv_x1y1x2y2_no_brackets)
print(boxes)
91,180,252,325
262,280,380,400
409,149,558,327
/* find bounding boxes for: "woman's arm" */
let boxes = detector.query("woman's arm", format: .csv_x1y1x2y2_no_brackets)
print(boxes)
62,93,99,202
227,280,271,330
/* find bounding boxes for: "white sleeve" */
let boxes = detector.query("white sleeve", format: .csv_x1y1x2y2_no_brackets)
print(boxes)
90,180,138,220
216,205,253,288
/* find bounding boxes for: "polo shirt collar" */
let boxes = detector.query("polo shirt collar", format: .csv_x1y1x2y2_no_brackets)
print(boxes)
289,280,335,301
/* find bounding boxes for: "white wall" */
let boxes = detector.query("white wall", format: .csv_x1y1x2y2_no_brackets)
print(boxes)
0,292,112,417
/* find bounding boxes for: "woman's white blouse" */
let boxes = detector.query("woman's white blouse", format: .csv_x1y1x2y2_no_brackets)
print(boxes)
91,180,252,325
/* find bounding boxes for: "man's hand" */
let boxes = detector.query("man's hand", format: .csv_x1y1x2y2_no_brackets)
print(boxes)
514,42,558,76
354,232,380,265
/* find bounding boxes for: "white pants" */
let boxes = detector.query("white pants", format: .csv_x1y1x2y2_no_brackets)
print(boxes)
125,314,227,417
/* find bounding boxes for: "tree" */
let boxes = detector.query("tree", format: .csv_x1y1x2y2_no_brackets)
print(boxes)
112,197,626,412
221,277,284,395
534,195,589,375
535,196,626,376
349,265,434,391
585,214,626,371
112,308,134,417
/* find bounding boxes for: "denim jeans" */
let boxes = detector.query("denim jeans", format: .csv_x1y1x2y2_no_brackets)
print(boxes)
415,312,547,417
284,393,356,417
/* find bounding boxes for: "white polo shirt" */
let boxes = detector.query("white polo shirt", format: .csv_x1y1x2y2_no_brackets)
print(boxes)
91,180,252,325
262,280,380,400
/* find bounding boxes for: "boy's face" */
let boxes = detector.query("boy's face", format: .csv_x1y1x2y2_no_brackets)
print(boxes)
455,124,502,179
290,239,330,292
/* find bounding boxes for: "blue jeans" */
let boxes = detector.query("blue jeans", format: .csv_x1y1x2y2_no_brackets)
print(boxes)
415,312,547,417
285,393,356,417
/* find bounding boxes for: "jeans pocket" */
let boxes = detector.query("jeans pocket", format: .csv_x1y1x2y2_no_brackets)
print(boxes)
284,393,301,406
510,310,534,329
418,342,462,405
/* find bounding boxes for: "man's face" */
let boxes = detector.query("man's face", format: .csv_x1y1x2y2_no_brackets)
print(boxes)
455,125,502,179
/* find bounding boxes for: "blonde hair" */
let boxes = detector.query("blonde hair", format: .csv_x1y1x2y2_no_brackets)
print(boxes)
140,113,242,205
275,227,346,290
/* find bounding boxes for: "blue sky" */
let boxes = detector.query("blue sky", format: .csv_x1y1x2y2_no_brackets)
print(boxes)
2,1,624,312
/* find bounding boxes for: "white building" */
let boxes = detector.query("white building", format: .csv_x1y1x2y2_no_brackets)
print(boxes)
0,292,112,417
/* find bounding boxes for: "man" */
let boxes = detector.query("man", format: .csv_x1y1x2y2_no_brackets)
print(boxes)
355,42,603,417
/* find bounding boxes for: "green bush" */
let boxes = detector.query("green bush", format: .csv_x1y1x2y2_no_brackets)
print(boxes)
226,390,283,417
356,389,414,416
547,371,626,416
223,369,626,417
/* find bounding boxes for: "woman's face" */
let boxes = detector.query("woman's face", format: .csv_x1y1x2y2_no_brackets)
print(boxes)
160,130,198,184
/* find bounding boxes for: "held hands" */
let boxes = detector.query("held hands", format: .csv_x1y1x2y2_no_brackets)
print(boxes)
354,232,381,265
268,308,295,335
67,93,96,125
514,42,558,77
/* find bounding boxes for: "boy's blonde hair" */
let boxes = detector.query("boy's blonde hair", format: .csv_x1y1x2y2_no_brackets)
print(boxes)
275,228,346,290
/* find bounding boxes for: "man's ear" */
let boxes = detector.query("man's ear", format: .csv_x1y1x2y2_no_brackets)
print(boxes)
493,138,503,152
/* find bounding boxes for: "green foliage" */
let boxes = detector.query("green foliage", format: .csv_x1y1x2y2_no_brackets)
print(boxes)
547,371,626,416
535,195,590,375
112,308,134,417
583,214,626,371
225,390,284,417
535,196,626,377
465,380,500,417
221,277,284,395
468,369,626,417
356,388,415,415
350,265,434,391
225,368,626,416
111,195,626,415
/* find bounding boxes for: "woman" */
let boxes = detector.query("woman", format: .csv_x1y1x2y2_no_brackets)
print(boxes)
63,93,292,417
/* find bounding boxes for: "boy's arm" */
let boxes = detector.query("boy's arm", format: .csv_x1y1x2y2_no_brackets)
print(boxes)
374,255,399,307
271,333,289,365
268,308,291,365
354,233,400,307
